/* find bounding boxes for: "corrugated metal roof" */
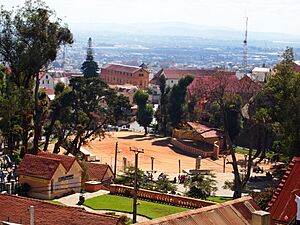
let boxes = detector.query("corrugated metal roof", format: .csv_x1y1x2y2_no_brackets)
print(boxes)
137,196,260,225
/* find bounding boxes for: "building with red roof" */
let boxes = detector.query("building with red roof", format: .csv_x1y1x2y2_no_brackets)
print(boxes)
172,122,225,158
150,68,236,88
101,63,150,89
16,153,83,199
85,162,114,184
268,157,300,224
0,194,123,225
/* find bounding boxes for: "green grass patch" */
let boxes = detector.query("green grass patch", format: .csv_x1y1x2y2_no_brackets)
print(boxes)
207,196,232,203
46,200,64,205
84,194,188,219
235,147,257,155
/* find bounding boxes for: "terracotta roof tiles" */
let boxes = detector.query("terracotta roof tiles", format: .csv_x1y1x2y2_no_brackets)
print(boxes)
0,194,122,225
269,157,300,224
86,162,113,181
102,64,143,74
16,154,61,180
38,152,76,171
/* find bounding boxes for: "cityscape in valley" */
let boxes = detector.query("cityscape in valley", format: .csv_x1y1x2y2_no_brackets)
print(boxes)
1,0,300,225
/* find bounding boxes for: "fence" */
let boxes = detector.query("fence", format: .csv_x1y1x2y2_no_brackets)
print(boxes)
109,184,216,209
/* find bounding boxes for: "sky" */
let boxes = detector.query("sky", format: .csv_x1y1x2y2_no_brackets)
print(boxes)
1,0,300,36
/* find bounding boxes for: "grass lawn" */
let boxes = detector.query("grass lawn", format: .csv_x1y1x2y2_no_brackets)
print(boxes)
207,196,232,203
84,194,189,219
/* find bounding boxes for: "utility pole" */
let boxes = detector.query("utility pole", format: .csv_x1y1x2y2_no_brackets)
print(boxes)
114,142,118,179
130,147,144,224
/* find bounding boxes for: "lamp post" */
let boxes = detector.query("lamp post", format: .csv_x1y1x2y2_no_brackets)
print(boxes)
150,156,155,180
223,155,227,173
130,147,144,224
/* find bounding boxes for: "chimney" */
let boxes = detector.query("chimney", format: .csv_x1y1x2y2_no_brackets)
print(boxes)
251,210,270,225
29,206,34,225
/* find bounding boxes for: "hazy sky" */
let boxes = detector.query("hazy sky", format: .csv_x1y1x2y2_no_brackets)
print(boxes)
2,0,300,36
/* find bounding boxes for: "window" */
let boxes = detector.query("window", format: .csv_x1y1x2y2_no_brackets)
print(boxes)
42,80,44,84
139,73,144,77
47,80,49,84
46,75,48,79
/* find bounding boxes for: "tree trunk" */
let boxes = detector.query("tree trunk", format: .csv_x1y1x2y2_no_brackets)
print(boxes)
33,73,41,155
144,126,148,135
43,113,58,152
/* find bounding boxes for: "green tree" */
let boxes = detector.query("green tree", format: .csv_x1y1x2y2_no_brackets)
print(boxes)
0,0,73,155
155,173,176,193
115,166,146,188
155,75,170,136
168,75,194,128
46,77,131,155
184,173,217,199
134,90,153,135
81,37,99,78
253,47,300,157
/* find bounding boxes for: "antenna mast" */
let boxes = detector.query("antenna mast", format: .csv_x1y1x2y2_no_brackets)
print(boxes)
243,17,248,75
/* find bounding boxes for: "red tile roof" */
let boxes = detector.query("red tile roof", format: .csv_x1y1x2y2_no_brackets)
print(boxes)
150,68,236,85
16,154,61,180
102,63,144,74
0,194,122,225
38,152,77,171
86,162,113,181
137,196,260,225
187,122,225,138
269,157,300,224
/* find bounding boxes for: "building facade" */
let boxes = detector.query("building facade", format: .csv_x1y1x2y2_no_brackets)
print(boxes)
16,153,83,199
101,63,150,90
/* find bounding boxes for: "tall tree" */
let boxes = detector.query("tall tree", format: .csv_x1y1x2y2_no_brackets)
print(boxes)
155,75,169,136
253,47,300,157
168,75,194,128
81,37,99,78
0,0,73,155
134,90,153,135
45,77,131,156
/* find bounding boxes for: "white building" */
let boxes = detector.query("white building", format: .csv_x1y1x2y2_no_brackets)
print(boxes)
251,67,272,82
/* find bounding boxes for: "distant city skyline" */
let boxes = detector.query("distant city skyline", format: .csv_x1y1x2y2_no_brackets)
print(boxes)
2,0,300,36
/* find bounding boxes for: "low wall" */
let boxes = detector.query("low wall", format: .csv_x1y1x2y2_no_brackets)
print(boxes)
109,184,215,209
171,138,213,157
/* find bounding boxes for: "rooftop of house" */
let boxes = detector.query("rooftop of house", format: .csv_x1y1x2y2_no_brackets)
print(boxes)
268,156,300,224
252,67,271,73
0,194,122,225
85,162,113,181
187,122,225,139
16,154,61,180
150,68,236,85
37,152,76,171
137,196,260,225
16,153,79,180
102,63,147,74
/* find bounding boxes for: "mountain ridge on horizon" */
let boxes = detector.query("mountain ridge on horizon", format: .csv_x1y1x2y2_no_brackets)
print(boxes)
69,21,300,42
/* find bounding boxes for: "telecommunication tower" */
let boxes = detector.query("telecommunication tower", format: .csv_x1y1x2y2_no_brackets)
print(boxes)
243,17,248,74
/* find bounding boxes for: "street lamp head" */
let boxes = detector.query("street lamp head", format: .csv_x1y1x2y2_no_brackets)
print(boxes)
198,155,202,159
151,156,155,160
223,154,227,158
